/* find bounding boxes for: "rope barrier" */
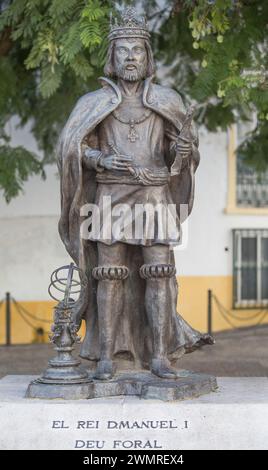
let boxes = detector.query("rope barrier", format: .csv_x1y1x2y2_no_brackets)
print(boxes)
212,296,239,329
254,310,268,327
12,300,51,336
227,306,268,321
213,294,268,321
212,294,268,329
11,297,52,324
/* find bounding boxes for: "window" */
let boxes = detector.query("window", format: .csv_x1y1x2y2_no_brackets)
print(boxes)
236,121,268,207
226,124,268,214
233,229,268,308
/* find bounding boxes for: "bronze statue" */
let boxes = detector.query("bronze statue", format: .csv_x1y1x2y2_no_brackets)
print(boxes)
57,7,213,382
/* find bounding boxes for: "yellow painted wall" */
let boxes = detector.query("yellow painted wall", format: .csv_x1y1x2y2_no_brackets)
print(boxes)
0,276,267,345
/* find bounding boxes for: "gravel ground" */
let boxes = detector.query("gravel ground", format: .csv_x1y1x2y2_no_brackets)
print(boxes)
0,325,267,379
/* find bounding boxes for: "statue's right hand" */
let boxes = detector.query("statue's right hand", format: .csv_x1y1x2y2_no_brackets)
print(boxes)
100,154,133,171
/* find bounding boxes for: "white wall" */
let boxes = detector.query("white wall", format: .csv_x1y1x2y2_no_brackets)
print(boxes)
0,120,69,300
0,216,69,300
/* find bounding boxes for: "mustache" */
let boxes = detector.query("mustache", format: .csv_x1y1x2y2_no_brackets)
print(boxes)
124,63,138,68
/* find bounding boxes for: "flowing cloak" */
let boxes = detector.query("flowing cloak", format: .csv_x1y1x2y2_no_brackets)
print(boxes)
57,76,213,366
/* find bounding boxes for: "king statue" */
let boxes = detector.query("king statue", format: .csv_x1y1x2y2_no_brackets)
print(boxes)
57,7,213,381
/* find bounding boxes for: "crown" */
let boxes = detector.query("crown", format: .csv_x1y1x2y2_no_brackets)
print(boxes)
108,7,150,41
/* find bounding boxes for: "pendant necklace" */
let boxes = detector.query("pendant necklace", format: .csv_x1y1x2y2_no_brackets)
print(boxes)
112,108,152,143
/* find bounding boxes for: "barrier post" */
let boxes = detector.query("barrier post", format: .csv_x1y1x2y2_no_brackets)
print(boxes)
207,289,212,336
6,292,11,346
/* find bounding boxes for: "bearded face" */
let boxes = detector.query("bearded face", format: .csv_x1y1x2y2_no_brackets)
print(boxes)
113,38,148,82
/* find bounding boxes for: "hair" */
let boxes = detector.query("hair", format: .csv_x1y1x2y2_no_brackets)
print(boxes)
104,38,156,78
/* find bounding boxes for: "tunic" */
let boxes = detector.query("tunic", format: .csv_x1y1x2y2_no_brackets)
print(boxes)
84,87,181,246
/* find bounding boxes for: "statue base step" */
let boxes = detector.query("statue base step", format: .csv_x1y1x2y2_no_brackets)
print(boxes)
26,369,217,401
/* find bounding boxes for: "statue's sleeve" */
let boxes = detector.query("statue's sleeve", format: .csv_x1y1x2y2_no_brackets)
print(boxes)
82,128,104,173
83,147,105,172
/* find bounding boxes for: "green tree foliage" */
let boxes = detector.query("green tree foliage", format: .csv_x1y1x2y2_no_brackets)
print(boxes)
0,0,111,201
0,0,267,201
154,0,268,167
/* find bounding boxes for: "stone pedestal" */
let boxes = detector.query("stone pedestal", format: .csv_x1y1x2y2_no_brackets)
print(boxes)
1,376,268,450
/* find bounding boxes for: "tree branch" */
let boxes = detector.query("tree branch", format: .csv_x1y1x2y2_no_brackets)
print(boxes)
0,27,13,57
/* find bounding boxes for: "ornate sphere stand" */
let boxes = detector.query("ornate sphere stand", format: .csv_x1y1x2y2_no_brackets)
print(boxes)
26,263,93,399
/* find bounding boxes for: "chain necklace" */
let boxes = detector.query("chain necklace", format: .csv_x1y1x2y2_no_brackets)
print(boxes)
112,108,152,143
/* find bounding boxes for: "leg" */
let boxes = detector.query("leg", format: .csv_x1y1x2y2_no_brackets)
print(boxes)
93,241,128,380
141,245,180,379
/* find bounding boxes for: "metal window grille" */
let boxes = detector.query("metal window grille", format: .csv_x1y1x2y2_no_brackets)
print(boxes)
236,156,268,207
233,229,268,308
236,119,268,208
